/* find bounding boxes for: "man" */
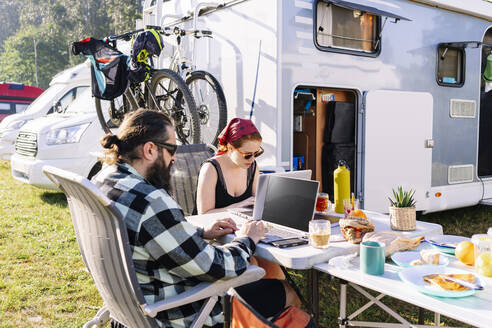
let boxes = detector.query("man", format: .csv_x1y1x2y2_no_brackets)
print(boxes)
92,109,288,328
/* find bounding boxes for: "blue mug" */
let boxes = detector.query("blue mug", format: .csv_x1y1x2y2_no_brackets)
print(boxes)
360,241,385,275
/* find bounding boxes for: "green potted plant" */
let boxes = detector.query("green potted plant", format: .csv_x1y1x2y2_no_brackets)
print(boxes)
388,186,416,231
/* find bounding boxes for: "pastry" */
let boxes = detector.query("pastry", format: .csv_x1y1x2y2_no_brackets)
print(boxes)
362,231,424,256
423,273,475,291
420,249,440,265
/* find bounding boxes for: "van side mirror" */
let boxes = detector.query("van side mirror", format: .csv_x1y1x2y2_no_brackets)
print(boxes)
53,101,63,113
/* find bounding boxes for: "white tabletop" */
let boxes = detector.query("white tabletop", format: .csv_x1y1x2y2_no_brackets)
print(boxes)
186,211,443,270
315,250,492,328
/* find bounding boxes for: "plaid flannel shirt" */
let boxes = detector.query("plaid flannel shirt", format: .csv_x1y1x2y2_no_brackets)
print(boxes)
92,163,256,328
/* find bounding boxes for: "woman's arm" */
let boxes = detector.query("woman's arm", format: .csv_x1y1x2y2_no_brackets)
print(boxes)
251,163,260,197
196,162,218,214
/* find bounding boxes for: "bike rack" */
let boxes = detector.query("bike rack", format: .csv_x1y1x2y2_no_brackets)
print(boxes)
192,2,220,67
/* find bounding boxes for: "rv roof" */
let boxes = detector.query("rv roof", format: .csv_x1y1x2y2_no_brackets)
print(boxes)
410,0,492,21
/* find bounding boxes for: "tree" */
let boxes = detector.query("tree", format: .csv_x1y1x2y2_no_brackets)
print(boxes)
0,1,21,50
0,25,69,89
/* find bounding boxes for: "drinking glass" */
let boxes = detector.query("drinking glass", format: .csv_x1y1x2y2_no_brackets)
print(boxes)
309,220,331,249
316,193,330,212
343,198,359,216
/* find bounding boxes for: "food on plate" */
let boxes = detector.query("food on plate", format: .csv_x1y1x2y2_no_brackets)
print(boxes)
476,252,492,277
362,231,424,256
350,209,367,220
420,249,440,265
423,273,476,291
339,216,374,244
455,241,475,266
408,249,440,266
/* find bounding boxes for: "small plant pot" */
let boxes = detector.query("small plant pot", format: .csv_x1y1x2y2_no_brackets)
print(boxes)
389,206,416,231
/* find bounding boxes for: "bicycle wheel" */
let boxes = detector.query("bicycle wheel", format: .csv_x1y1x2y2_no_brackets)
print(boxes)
95,88,139,134
149,69,200,144
186,70,227,146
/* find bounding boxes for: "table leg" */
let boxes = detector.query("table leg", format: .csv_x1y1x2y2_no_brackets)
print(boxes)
223,294,231,328
307,269,319,326
434,312,440,327
339,279,348,328
418,307,425,324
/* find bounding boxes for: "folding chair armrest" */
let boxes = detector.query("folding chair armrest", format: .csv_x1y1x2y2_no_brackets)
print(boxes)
143,266,265,317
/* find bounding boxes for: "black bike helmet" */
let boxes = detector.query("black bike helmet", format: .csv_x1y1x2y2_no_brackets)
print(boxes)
131,29,164,63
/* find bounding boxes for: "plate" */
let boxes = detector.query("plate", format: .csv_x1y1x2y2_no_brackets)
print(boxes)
425,235,470,255
391,251,449,267
398,266,481,298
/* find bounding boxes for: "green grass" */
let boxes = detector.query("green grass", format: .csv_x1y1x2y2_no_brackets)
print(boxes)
0,159,491,327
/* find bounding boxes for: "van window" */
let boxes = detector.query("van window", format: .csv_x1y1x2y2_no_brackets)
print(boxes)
24,84,65,114
0,102,12,114
437,45,464,87
315,1,380,55
15,103,29,113
46,86,89,114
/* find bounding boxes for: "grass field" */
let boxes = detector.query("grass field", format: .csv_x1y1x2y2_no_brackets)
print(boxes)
1,159,491,327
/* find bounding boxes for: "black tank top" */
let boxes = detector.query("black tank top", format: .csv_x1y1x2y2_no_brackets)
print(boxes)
204,158,257,209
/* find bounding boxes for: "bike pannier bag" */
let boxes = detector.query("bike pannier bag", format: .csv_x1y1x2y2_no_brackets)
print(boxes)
72,37,129,100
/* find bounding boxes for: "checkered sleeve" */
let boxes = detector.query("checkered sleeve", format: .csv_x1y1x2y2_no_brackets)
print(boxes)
138,197,255,282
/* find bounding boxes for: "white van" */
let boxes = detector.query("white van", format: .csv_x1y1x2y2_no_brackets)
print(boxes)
0,63,90,160
10,88,104,190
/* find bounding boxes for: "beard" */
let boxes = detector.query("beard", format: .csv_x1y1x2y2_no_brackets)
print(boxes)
146,151,173,194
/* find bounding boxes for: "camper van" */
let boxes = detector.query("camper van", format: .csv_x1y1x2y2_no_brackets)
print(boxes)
147,0,492,213
0,82,44,122
10,88,104,190
0,63,90,160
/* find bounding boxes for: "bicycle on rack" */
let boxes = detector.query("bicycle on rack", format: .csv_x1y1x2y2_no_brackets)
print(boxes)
159,23,227,146
71,27,200,144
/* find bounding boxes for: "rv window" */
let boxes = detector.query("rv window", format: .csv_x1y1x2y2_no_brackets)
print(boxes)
437,45,464,87
315,1,380,55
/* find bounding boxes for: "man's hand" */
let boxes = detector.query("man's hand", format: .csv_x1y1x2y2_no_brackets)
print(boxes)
202,218,238,240
236,220,267,244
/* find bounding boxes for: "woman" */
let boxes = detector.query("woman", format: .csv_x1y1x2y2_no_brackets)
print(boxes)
196,118,301,312
197,118,262,214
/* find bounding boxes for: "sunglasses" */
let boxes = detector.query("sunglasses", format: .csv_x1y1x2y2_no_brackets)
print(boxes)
231,145,264,160
152,140,178,156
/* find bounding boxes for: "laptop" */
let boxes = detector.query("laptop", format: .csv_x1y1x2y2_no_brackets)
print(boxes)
230,174,320,243
229,170,313,218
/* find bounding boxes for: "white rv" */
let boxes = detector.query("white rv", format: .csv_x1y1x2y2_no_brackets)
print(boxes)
10,88,104,190
148,0,492,213
0,63,90,160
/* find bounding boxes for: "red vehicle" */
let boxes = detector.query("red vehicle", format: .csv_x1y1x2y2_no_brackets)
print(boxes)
0,82,44,122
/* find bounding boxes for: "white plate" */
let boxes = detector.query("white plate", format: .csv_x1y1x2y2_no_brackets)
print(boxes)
425,235,470,255
398,266,482,298
391,251,449,267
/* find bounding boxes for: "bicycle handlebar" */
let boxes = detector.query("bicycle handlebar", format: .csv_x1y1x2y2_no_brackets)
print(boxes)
104,25,212,44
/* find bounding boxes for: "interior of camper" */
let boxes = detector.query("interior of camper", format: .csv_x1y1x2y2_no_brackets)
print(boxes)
479,28,492,177
292,87,357,201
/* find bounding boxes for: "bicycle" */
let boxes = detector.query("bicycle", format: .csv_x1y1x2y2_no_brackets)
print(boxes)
72,27,200,144
159,21,227,146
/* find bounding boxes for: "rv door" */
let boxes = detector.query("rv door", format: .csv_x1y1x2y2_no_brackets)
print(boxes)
363,90,433,212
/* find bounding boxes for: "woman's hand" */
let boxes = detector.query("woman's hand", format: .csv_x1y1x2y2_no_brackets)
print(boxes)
236,196,255,208
202,218,238,239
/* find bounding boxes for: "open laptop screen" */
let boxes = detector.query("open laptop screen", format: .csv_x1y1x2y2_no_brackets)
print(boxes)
261,175,319,232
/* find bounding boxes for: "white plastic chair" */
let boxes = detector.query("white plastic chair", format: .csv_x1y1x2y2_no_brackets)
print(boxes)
43,165,265,328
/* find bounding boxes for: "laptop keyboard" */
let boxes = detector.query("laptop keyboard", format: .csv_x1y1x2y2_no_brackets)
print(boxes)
265,226,300,239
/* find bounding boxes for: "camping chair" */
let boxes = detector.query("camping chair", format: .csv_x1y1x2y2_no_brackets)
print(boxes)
171,144,215,216
43,165,265,328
